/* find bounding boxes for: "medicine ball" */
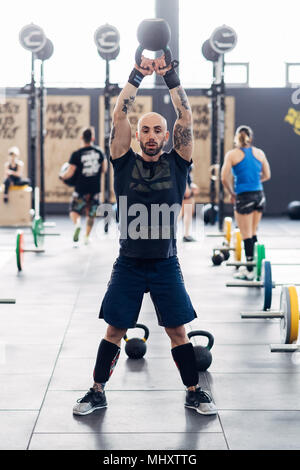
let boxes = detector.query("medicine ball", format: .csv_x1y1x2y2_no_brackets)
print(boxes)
59,162,79,187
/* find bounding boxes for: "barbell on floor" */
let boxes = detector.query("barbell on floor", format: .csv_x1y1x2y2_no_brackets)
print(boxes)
31,217,60,248
240,284,300,352
212,228,242,265
226,243,300,280
206,216,232,244
228,260,300,311
0,230,44,272
31,187,60,248
226,243,265,280
16,230,45,271
0,298,16,304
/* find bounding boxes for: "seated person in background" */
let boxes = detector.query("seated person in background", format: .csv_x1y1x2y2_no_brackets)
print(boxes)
3,147,30,203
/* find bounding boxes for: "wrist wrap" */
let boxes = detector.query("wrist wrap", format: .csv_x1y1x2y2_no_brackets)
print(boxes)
164,67,180,89
128,68,144,88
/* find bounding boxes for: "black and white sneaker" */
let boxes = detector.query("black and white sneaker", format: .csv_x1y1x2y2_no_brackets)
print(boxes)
185,387,218,415
73,388,107,416
183,235,196,242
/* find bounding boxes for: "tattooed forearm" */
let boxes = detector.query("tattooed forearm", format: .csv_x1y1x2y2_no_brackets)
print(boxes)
177,87,190,111
122,96,135,114
110,124,116,144
176,107,183,119
174,123,192,150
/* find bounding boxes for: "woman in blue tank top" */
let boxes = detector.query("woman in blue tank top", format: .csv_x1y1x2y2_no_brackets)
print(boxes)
221,126,271,280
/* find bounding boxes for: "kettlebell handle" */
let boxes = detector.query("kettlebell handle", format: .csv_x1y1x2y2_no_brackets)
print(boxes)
187,330,214,350
123,323,150,342
135,45,172,70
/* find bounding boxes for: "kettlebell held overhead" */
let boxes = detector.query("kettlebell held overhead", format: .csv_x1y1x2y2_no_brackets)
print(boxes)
135,18,173,69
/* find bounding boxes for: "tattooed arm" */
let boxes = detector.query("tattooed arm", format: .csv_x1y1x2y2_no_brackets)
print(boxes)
110,57,154,160
169,86,193,161
110,83,137,160
154,56,193,161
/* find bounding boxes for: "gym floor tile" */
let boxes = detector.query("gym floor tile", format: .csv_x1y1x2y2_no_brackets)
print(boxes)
186,307,267,323
14,294,78,305
34,391,221,434
187,293,267,310
29,432,228,450
63,321,107,340
2,216,300,449
0,374,50,410
0,411,38,450
186,320,281,345
219,410,300,450
0,315,71,345
207,344,300,374
8,303,75,315
208,373,300,410
60,331,172,359
0,344,59,375
47,356,208,391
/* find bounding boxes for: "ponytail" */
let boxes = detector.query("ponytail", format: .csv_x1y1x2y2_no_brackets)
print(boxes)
234,125,253,148
238,131,250,147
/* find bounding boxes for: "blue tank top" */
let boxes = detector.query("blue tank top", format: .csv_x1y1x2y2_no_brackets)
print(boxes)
232,147,263,194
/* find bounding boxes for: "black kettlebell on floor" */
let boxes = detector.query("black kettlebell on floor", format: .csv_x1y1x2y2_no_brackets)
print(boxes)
123,324,150,359
220,248,230,261
211,250,224,266
203,204,218,225
187,330,214,371
135,18,172,69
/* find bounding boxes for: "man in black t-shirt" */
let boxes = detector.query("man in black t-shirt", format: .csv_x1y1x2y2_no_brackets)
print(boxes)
73,56,217,416
60,128,107,245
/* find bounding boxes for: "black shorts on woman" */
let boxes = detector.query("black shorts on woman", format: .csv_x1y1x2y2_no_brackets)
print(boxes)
234,190,266,214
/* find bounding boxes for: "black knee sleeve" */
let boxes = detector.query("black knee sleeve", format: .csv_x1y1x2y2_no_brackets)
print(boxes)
93,339,121,383
171,343,198,387
252,235,258,244
244,237,254,271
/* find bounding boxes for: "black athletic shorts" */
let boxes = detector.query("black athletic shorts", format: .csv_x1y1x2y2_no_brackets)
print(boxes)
99,256,197,329
235,190,266,215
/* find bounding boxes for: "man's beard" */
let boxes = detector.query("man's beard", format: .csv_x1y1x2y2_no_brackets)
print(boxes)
140,141,164,157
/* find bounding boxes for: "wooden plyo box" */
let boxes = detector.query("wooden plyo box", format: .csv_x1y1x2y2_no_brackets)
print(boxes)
0,185,32,226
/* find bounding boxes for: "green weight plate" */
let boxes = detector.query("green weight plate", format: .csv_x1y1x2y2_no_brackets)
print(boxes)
254,244,265,281
253,243,259,279
32,217,44,248
16,231,24,271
